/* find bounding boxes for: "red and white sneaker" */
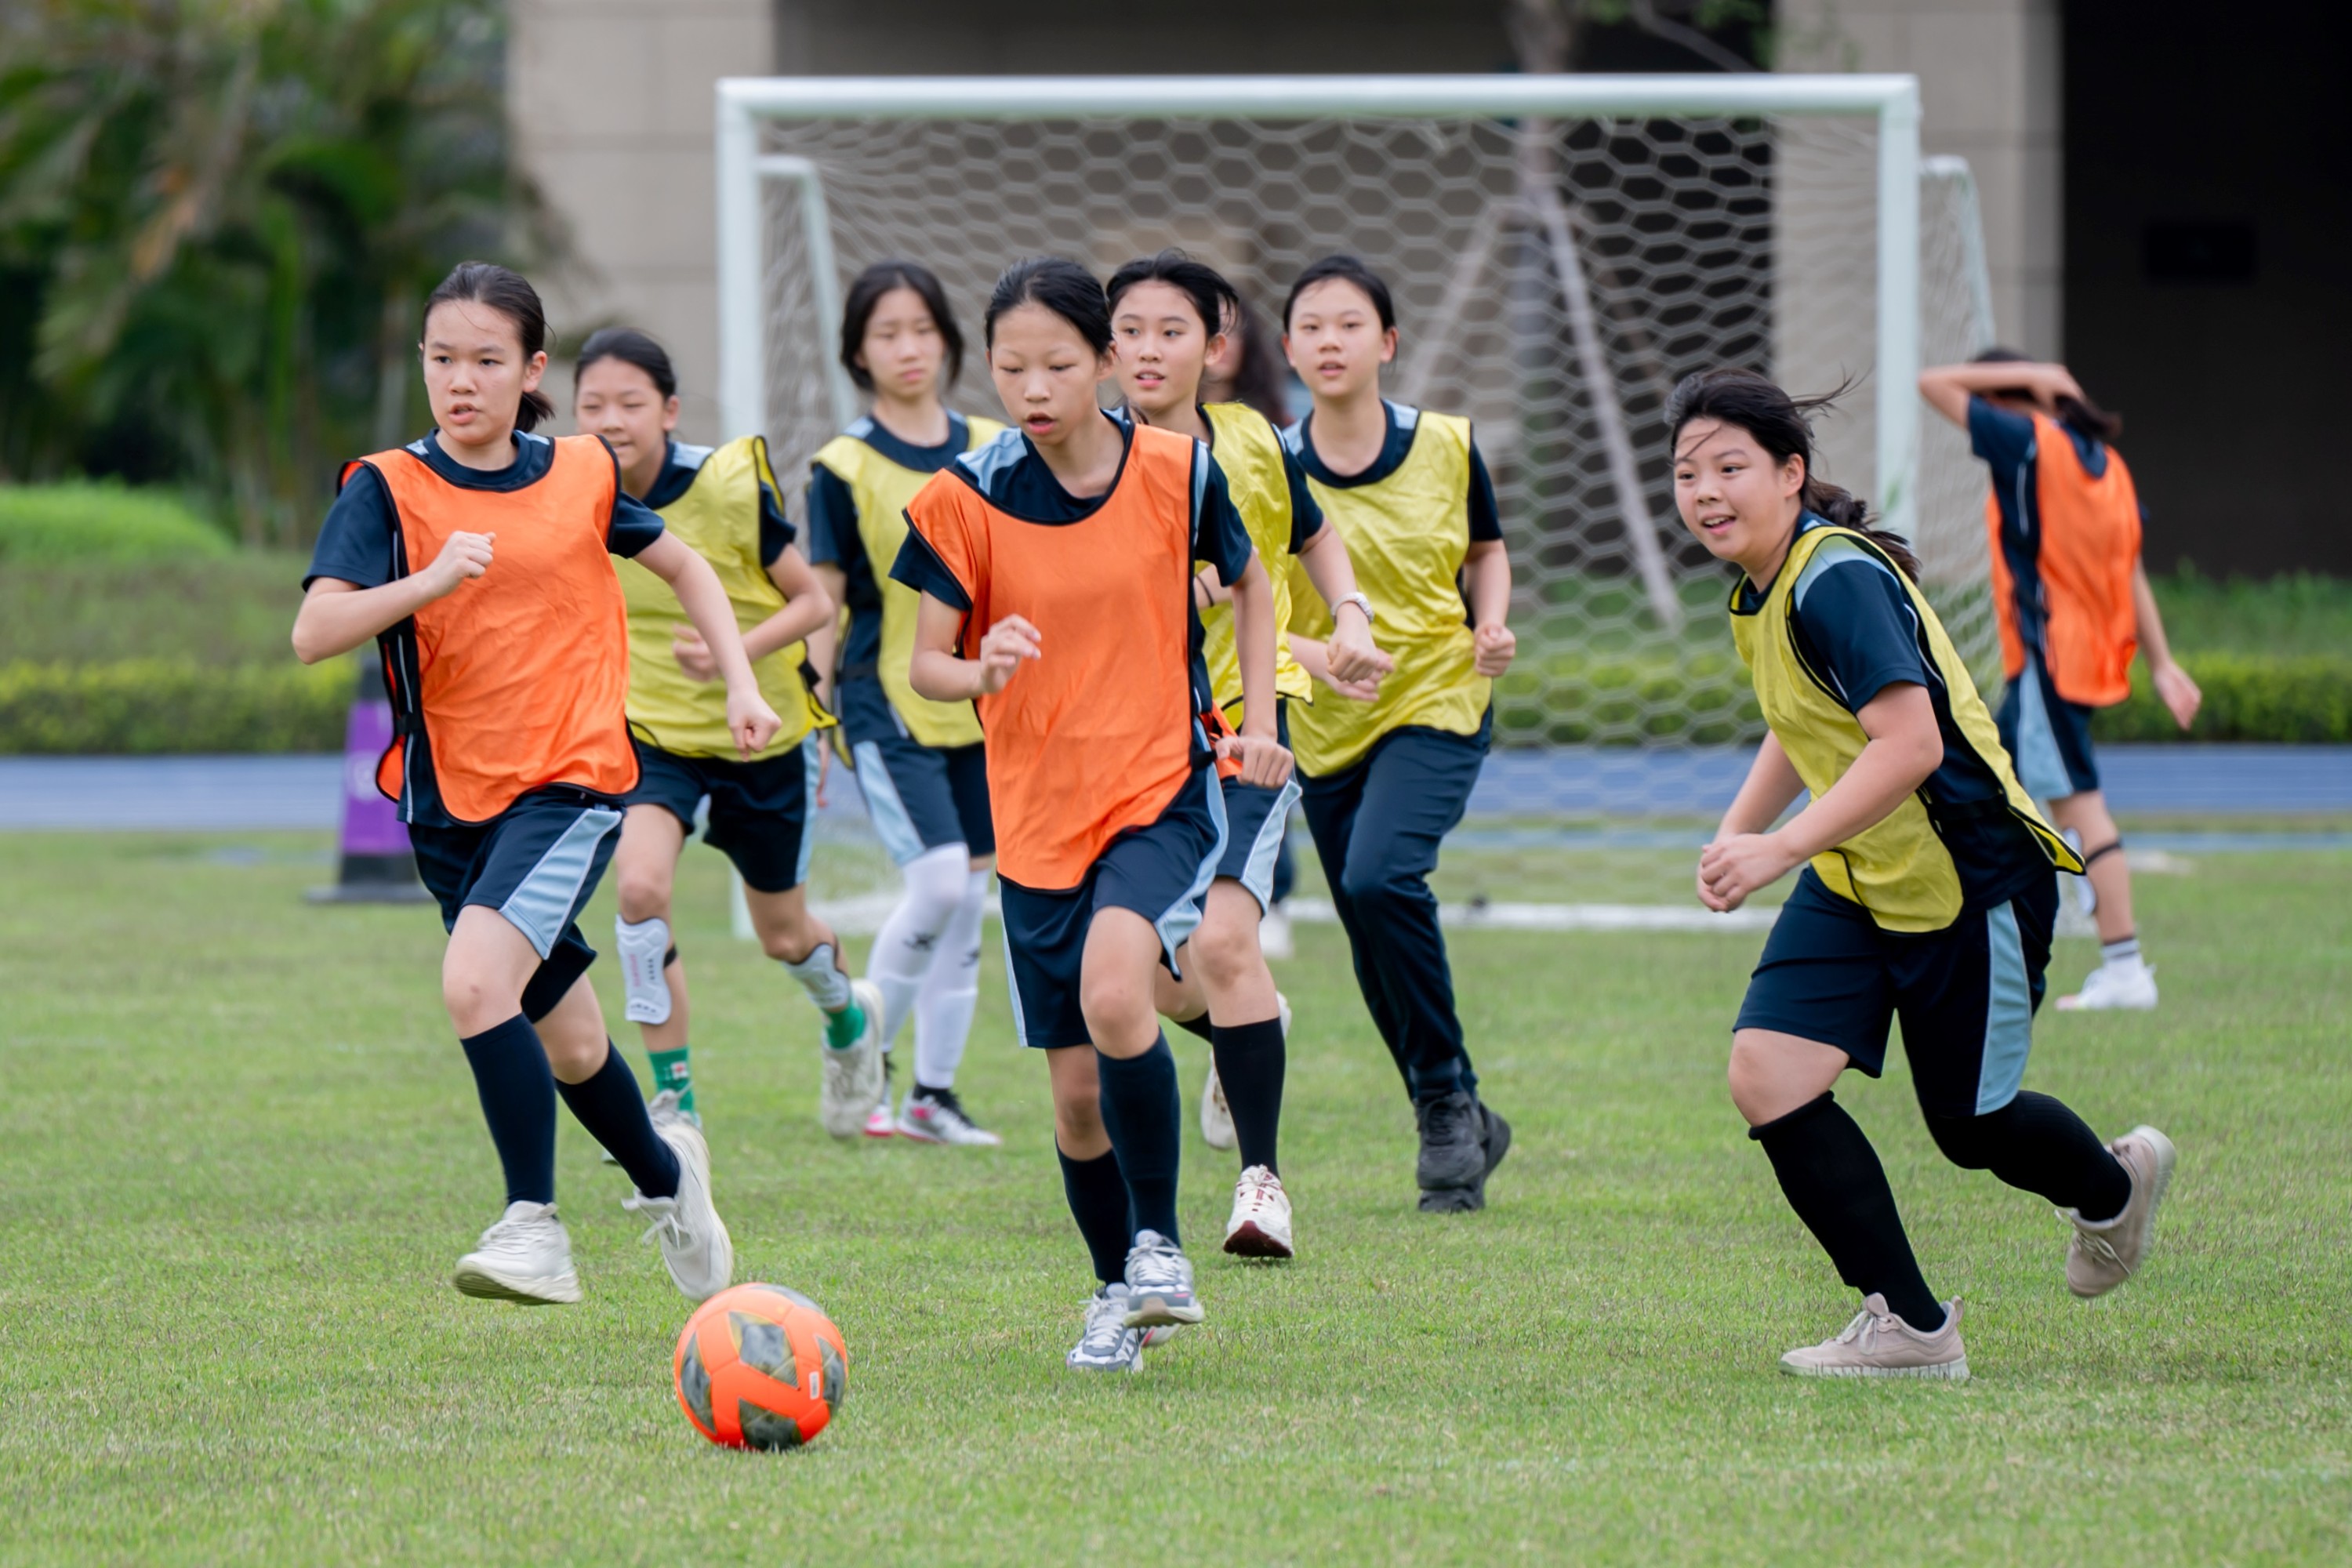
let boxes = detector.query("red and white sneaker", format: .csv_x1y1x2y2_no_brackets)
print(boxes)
1223,1164,1294,1259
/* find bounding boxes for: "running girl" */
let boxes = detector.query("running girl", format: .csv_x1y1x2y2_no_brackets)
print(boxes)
804,261,1005,1145
1919,352,2201,1011
894,257,1285,1373
571,328,884,1146
1675,368,2175,1380
292,263,763,1305
1277,254,1514,1214
1107,249,1389,1259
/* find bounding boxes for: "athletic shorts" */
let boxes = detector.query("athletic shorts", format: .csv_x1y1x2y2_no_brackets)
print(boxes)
1736,867,2058,1119
842,681,993,866
626,735,817,894
1997,652,2100,799
1215,698,1300,913
407,786,625,1023
996,765,1225,1051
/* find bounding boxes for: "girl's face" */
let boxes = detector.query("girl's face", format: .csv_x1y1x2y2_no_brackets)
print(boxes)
987,302,1111,448
421,299,545,444
857,286,947,403
1672,416,1807,578
1111,280,1221,423
572,358,677,480
1283,278,1396,403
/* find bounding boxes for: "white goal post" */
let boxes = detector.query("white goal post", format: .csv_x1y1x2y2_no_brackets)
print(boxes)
714,74,2005,751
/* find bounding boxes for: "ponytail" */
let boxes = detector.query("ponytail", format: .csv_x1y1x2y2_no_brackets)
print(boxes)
1666,367,1921,582
424,260,554,433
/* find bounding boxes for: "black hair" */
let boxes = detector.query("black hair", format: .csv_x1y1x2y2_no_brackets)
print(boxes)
840,260,964,393
1282,254,1396,332
423,261,554,432
1665,367,1922,581
1105,249,1241,343
1971,346,2123,445
1219,297,1294,428
573,328,677,400
982,256,1111,353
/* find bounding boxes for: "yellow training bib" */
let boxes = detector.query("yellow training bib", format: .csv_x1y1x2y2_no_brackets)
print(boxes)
613,435,824,760
1281,405,1489,775
1197,402,1312,722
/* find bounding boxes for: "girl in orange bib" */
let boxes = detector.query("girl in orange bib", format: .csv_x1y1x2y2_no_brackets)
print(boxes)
294,263,779,1308
895,258,1287,1374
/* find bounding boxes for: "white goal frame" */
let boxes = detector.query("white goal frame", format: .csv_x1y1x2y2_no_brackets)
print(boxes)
714,72,1924,534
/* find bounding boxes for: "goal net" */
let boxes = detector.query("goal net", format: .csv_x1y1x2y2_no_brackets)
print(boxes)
718,75,1999,765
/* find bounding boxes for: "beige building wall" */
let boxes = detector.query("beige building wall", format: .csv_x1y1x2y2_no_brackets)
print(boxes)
509,0,773,442
1782,0,2063,356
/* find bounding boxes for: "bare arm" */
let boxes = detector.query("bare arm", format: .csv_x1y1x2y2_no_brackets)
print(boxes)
1697,683,1942,912
1465,537,1516,677
2132,557,2202,730
1917,360,2084,430
669,546,837,683
635,531,781,758
1294,521,1389,684
1220,555,1294,789
290,531,492,664
805,562,848,709
909,592,1036,703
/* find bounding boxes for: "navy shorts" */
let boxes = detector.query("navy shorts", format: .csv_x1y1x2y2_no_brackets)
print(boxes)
997,766,1225,1051
1997,652,2100,799
1736,868,2058,1119
1215,699,1300,913
626,735,817,894
842,681,993,866
407,787,626,1022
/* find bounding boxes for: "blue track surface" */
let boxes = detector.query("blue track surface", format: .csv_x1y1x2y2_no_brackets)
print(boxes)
3,746,2348,833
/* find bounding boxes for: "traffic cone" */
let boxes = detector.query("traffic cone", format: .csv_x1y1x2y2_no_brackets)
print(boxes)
307,651,432,904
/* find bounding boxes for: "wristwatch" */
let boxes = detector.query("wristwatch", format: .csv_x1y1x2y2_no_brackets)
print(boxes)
1333,591,1377,626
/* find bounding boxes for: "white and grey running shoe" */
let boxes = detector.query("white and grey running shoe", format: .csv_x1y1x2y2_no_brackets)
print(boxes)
622,1117,733,1301
602,1086,698,1165
452,1201,582,1305
1068,1285,1145,1372
1224,1164,1294,1259
899,1087,1004,1146
2057,957,2159,1011
1121,1229,1203,1329
863,1055,898,1139
818,978,887,1139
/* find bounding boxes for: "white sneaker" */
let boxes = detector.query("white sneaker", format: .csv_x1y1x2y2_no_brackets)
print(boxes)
1200,1062,1236,1151
1224,1164,1294,1259
622,1117,734,1301
1067,1285,1145,1373
452,1201,582,1305
898,1087,1004,1146
863,1057,897,1138
2063,1124,2177,1298
2057,956,2158,1011
603,1087,697,1164
1779,1294,1969,1381
1258,901,1295,961
1121,1229,1203,1328
819,978,887,1139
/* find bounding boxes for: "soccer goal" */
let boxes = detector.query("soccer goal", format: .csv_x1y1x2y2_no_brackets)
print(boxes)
715,74,2002,757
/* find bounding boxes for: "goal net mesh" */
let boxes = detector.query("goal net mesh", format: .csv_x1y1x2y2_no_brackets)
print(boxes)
751,109,1999,753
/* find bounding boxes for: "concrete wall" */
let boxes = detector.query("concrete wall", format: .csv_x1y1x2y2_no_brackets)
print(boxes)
509,0,772,441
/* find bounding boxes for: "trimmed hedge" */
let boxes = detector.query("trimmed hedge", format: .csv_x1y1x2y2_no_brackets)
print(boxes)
0,659,353,754
2092,653,2352,745
0,483,232,564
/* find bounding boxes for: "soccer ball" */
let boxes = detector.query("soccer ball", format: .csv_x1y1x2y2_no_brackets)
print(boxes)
673,1283,848,1450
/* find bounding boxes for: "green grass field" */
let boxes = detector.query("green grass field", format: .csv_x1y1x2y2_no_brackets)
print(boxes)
2,829,2347,1563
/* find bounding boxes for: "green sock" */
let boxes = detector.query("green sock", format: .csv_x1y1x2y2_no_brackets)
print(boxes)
823,1002,866,1051
647,1047,694,1116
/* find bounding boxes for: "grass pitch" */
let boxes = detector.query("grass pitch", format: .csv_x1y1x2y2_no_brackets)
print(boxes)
1,828,2345,1563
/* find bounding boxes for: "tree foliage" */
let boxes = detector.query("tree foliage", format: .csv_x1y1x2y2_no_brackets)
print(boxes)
0,0,564,544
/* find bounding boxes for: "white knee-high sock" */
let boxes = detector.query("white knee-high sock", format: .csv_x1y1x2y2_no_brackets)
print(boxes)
914,869,990,1091
867,844,969,1050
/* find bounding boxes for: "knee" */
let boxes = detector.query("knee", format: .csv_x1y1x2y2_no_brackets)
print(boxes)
1080,965,1152,1044
441,964,513,1037
614,866,672,924
1189,913,1260,991
539,1024,609,1083
758,919,821,964
1725,1040,1775,1126
1922,1108,1998,1171
1337,856,1415,911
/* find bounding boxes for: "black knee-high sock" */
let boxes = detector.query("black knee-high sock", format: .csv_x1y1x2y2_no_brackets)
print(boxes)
554,1043,681,1200
1210,1016,1286,1174
1924,1091,2130,1221
1752,1093,1945,1332
1167,1010,1214,1043
1057,1145,1133,1286
1096,1036,1183,1245
459,1015,558,1207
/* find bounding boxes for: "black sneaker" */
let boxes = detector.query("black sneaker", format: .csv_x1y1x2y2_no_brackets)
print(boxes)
1418,1098,1512,1214
1416,1091,1486,1189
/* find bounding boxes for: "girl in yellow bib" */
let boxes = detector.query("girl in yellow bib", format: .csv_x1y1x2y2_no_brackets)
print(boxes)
1278,255,1515,1214
805,261,1007,1146
572,328,887,1145
1675,368,2176,1381
1107,249,1388,1261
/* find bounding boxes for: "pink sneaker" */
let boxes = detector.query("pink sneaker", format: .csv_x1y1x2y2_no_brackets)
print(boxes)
1779,1294,1969,1381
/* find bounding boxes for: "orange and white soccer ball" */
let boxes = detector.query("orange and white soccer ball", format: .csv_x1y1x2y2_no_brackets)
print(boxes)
673,1283,847,1450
